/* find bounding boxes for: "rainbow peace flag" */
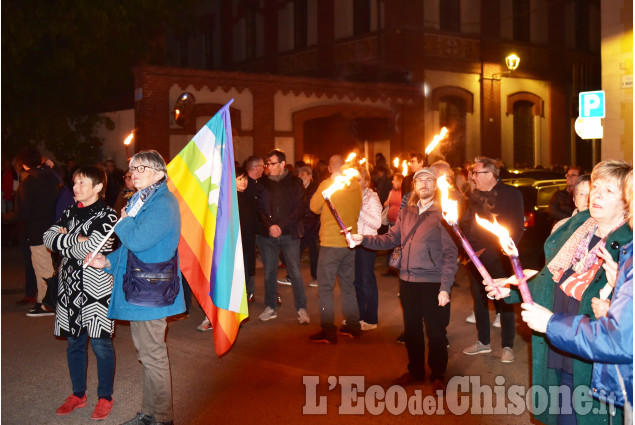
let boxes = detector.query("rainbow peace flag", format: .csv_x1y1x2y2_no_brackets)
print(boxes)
167,99,248,357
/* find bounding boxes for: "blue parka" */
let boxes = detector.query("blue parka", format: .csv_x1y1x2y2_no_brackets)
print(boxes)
106,183,186,320
547,241,633,409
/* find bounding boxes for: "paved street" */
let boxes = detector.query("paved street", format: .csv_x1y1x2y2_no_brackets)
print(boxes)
2,245,534,424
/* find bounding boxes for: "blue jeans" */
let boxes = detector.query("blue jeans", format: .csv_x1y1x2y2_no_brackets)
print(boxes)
353,246,378,324
67,332,114,399
257,234,307,311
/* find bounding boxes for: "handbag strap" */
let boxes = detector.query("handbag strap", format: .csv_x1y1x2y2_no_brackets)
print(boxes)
401,210,427,247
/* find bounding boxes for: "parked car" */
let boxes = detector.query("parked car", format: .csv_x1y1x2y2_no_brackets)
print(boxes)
503,177,567,269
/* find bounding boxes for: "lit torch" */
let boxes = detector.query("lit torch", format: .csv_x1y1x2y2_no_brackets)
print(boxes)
424,127,448,165
401,160,408,176
322,168,360,247
475,214,533,304
436,176,501,297
345,152,356,163
393,157,400,168
123,130,135,160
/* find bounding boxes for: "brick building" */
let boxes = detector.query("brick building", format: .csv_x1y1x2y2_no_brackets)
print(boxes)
129,0,609,169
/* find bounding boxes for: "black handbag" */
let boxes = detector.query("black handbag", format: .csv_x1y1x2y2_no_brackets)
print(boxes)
122,251,180,307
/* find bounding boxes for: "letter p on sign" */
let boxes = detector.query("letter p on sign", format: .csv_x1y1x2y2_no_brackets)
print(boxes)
579,90,605,118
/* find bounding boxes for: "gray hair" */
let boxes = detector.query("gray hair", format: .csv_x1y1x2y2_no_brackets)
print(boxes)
129,150,168,177
297,166,312,176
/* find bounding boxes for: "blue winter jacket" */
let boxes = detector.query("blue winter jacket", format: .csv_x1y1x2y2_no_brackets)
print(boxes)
106,183,186,320
547,241,633,408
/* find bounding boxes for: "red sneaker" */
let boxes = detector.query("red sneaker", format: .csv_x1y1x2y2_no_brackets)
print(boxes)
91,397,114,420
56,394,87,415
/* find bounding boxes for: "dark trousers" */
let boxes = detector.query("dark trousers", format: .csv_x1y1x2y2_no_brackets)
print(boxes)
399,280,450,381
353,246,378,324
468,263,515,348
21,235,37,298
300,226,319,280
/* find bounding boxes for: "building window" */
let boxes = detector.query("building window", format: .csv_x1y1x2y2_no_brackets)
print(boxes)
513,0,530,42
439,0,460,32
574,0,590,51
513,101,534,167
203,14,215,69
245,2,258,59
354,0,371,35
439,96,467,167
294,0,308,48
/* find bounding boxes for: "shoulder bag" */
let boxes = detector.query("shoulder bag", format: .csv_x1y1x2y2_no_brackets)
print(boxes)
122,251,180,307
388,212,427,270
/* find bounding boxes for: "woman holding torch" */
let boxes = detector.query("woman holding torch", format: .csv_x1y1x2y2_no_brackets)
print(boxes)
349,167,458,392
487,160,632,425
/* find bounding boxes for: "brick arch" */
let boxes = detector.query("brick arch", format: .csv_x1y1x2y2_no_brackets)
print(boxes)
169,102,242,135
431,86,474,113
293,104,396,160
506,91,543,117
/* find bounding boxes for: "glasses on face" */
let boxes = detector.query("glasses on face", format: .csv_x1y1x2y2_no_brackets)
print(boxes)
129,165,156,174
471,171,490,176
265,162,280,167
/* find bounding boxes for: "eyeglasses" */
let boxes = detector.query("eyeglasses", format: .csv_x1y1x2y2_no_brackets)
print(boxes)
129,165,157,174
471,171,490,175
414,178,435,185
265,162,280,167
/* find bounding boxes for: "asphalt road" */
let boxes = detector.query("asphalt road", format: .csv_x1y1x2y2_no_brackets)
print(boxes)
1,245,534,424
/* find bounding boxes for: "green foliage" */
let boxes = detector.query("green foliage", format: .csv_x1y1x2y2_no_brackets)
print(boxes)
2,0,204,163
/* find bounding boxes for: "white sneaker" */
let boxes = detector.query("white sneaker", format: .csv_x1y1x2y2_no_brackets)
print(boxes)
492,313,501,328
501,347,515,363
196,318,212,332
297,308,310,324
465,311,476,323
308,279,318,287
361,321,377,331
259,306,278,321
277,276,292,285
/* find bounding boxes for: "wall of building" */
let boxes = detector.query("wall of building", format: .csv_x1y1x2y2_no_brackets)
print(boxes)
601,0,633,162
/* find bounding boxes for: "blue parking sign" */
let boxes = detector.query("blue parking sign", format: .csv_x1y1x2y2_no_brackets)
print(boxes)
579,90,605,118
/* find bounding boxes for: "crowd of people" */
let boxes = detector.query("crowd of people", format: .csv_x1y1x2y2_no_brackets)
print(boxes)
1,144,632,425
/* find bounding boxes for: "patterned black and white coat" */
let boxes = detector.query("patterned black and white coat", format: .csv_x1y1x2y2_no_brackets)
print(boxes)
43,199,117,339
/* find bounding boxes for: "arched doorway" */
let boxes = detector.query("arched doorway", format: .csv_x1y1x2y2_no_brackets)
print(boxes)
431,86,473,167
506,92,544,168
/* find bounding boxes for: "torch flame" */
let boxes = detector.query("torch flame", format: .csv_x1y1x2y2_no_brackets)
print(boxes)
474,214,518,256
345,152,356,163
437,174,458,225
123,131,134,146
424,127,449,155
402,160,408,176
393,157,400,168
359,158,366,165
322,168,360,199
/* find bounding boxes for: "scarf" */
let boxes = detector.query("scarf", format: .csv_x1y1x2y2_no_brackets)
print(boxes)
125,179,165,217
547,217,623,300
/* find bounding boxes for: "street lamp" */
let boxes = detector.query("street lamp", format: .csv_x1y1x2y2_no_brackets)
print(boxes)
482,53,521,81
123,130,134,160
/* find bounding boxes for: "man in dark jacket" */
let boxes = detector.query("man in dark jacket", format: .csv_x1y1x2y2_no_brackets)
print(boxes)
460,156,524,363
256,149,309,324
2,146,60,316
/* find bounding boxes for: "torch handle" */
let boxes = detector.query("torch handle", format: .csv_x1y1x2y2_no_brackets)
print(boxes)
510,256,533,304
83,219,121,269
451,224,502,297
323,197,352,244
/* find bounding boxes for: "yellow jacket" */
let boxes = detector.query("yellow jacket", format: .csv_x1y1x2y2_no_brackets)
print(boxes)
310,177,362,248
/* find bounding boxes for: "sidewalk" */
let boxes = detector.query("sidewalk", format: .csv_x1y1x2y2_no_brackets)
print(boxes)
1,245,532,424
